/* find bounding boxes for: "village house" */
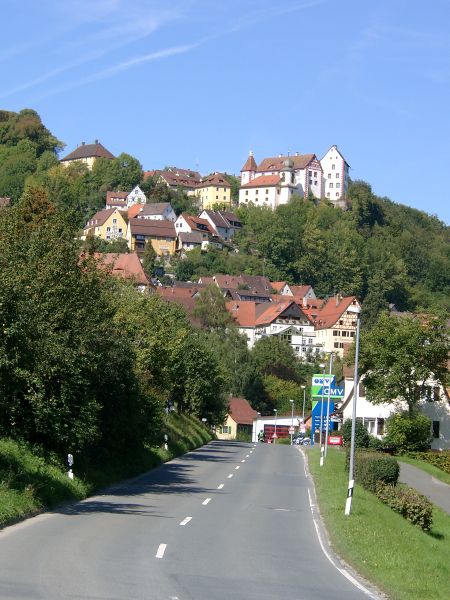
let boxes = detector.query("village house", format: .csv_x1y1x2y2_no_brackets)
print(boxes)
194,172,232,210
216,397,258,440
93,252,153,293
83,208,127,241
226,299,320,360
156,285,203,326
127,218,177,257
174,213,221,250
143,167,201,195
60,140,115,170
133,202,176,222
303,295,361,358
199,274,274,302
105,191,128,210
199,210,242,241
272,282,317,301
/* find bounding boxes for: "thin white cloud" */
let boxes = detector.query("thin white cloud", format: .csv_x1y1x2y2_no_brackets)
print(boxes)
32,43,199,100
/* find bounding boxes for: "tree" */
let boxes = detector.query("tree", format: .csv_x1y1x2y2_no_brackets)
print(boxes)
341,418,370,448
356,312,449,414
251,336,300,381
384,411,431,452
193,284,232,331
142,241,157,277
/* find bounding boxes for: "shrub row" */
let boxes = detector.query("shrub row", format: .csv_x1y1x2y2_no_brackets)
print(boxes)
408,451,450,475
375,482,433,531
348,450,400,492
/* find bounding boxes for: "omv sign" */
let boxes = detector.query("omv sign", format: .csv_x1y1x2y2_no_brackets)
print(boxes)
311,374,344,399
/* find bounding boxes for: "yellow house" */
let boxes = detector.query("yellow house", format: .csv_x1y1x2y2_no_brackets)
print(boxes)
60,140,115,170
195,173,232,210
216,397,258,440
83,208,127,241
127,218,177,257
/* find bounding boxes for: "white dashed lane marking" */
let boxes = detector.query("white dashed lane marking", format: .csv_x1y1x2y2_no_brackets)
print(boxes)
217,483,224,489
179,517,192,526
235,466,240,470
202,498,211,506
227,474,233,479
155,544,166,559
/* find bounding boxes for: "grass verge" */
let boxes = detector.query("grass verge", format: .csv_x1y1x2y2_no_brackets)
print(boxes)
0,413,213,530
397,455,450,486
308,447,450,600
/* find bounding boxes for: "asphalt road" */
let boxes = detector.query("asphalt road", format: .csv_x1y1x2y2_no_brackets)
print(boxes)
0,441,376,600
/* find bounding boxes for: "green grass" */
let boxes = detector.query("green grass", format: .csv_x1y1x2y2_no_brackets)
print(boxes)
308,447,450,600
0,414,214,530
397,455,450,486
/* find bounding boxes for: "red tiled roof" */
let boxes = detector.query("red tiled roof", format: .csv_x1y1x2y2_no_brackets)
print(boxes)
241,174,281,188
128,204,144,219
61,141,115,162
106,191,128,204
240,153,258,172
198,173,231,188
182,214,214,234
128,218,176,238
156,286,202,326
271,281,287,292
226,301,257,327
144,168,201,188
257,154,317,172
290,285,312,297
137,202,172,216
94,252,150,286
254,300,298,326
228,397,258,425
311,296,359,329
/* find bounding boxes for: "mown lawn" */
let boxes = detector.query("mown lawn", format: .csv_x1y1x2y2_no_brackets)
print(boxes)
308,447,450,600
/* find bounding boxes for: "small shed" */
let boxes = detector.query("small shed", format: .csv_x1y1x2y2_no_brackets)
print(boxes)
216,397,258,440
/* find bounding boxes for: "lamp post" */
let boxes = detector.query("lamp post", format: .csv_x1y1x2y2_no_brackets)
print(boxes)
290,399,294,445
324,351,334,459
273,408,278,443
345,304,362,516
301,385,306,422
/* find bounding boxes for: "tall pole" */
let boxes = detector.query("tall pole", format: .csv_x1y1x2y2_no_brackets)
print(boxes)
274,409,277,443
345,306,361,516
324,352,334,458
301,385,306,422
318,362,327,448
290,399,294,445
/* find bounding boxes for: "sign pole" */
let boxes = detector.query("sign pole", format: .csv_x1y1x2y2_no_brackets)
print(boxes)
324,352,334,459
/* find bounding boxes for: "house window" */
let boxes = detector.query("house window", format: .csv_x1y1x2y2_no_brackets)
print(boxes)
106,227,111,231
216,196,218,199
216,187,219,191
309,179,312,184
336,183,341,188
118,228,122,233
332,164,335,170
327,192,330,197
432,421,440,438
333,331,339,336
113,219,117,224
434,386,440,401
328,173,331,179
336,192,340,197
336,173,340,178
309,170,312,175
245,190,248,195
255,190,258,194
314,171,317,177
281,332,292,344
333,342,344,348
329,183,334,188
314,180,317,186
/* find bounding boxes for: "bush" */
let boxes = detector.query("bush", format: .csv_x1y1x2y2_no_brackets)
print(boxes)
375,482,433,531
341,419,370,448
367,435,385,451
407,451,450,475
353,451,399,492
385,411,431,453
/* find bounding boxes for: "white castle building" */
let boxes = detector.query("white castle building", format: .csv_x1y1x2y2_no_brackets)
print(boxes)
238,145,349,210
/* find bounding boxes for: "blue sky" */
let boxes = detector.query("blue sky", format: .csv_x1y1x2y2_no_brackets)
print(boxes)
1,0,450,223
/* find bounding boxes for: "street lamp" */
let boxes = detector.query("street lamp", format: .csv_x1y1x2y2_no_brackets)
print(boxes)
345,304,362,516
301,385,306,422
273,408,278,443
290,399,294,445
324,351,334,459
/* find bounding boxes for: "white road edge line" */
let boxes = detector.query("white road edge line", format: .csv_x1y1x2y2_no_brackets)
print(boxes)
217,483,224,489
227,474,233,479
179,517,192,526
301,449,380,599
155,543,167,559
202,498,211,505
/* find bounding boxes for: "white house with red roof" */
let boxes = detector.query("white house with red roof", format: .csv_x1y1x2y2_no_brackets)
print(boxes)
303,294,361,358
226,299,321,360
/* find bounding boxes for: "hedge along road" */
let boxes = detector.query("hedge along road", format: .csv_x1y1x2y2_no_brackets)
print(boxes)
0,441,381,600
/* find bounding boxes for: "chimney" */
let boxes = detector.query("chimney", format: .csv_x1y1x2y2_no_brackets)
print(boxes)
335,293,341,306
81,141,85,145
95,139,99,144
295,151,299,156
303,296,307,307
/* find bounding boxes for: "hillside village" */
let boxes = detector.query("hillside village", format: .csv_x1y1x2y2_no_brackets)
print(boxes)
57,138,449,450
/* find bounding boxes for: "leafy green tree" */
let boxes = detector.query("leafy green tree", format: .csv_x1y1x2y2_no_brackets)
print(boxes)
251,336,300,381
193,284,232,331
341,418,370,448
384,411,431,452
262,374,302,414
356,312,449,414
142,241,157,277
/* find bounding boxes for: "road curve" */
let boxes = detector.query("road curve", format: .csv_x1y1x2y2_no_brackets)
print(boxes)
0,441,378,600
